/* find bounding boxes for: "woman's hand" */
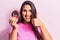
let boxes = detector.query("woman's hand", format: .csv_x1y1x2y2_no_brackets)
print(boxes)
32,18,43,27
32,17,52,40
9,17,18,40
9,17,18,29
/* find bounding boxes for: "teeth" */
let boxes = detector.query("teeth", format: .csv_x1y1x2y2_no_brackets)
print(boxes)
26,16,30,19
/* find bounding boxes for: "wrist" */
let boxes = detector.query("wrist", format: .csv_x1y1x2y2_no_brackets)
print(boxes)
12,26,17,30
12,28,17,32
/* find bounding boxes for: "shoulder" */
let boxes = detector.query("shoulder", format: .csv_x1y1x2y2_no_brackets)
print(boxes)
17,22,23,26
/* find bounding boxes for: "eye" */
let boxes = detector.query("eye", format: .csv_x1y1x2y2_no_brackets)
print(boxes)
29,10,32,12
23,10,27,12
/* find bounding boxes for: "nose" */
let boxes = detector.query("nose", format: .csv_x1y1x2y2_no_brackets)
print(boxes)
26,11,30,16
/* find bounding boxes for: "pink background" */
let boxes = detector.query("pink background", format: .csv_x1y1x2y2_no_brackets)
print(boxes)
0,0,60,40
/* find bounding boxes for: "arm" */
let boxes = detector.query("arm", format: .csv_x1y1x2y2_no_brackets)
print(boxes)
9,28,17,40
9,17,18,40
32,18,52,40
39,24,52,40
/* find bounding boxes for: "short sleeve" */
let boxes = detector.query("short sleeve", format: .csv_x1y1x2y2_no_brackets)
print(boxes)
37,26,41,34
9,26,12,33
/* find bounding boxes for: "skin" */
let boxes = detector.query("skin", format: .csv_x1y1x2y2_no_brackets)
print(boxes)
32,17,52,40
9,4,52,40
9,17,18,40
22,4,32,23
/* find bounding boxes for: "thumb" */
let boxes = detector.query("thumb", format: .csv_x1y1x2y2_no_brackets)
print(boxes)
36,13,40,18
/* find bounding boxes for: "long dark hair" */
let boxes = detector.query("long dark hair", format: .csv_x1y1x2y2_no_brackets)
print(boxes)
17,1,42,40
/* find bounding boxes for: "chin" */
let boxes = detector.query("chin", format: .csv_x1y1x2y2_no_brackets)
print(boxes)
26,21,30,23
25,20,30,23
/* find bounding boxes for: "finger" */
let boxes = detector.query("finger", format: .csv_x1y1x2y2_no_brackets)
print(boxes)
9,19,13,25
15,19,18,22
36,13,40,18
9,19,11,23
32,18,37,26
31,19,34,24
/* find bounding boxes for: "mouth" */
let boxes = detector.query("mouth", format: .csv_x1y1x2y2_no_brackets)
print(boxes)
25,16,31,19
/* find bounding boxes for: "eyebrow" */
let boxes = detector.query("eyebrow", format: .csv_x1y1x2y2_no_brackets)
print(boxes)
23,9,32,11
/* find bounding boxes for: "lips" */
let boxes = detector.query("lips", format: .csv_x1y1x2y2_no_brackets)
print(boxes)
25,16,30,19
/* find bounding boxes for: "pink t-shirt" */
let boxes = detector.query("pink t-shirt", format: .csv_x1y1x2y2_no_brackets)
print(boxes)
9,22,41,40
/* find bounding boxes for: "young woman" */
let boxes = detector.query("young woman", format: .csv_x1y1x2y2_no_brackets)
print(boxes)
9,1,52,40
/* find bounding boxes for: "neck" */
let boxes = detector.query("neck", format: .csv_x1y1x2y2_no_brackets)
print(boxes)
23,21,30,24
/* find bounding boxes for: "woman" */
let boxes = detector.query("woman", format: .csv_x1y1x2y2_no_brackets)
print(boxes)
9,1,52,40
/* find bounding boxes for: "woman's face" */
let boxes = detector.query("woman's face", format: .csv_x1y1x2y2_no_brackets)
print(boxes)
22,4,32,23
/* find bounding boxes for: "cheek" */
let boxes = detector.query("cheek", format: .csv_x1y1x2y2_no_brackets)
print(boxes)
30,13,32,16
29,12,32,16
22,11,26,17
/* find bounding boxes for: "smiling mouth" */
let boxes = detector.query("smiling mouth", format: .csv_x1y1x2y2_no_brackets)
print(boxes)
26,17,30,19
25,16,31,19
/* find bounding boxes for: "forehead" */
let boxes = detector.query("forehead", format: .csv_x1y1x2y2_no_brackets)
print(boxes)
22,4,31,10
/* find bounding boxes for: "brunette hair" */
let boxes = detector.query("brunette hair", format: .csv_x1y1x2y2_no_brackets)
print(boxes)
17,1,42,40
